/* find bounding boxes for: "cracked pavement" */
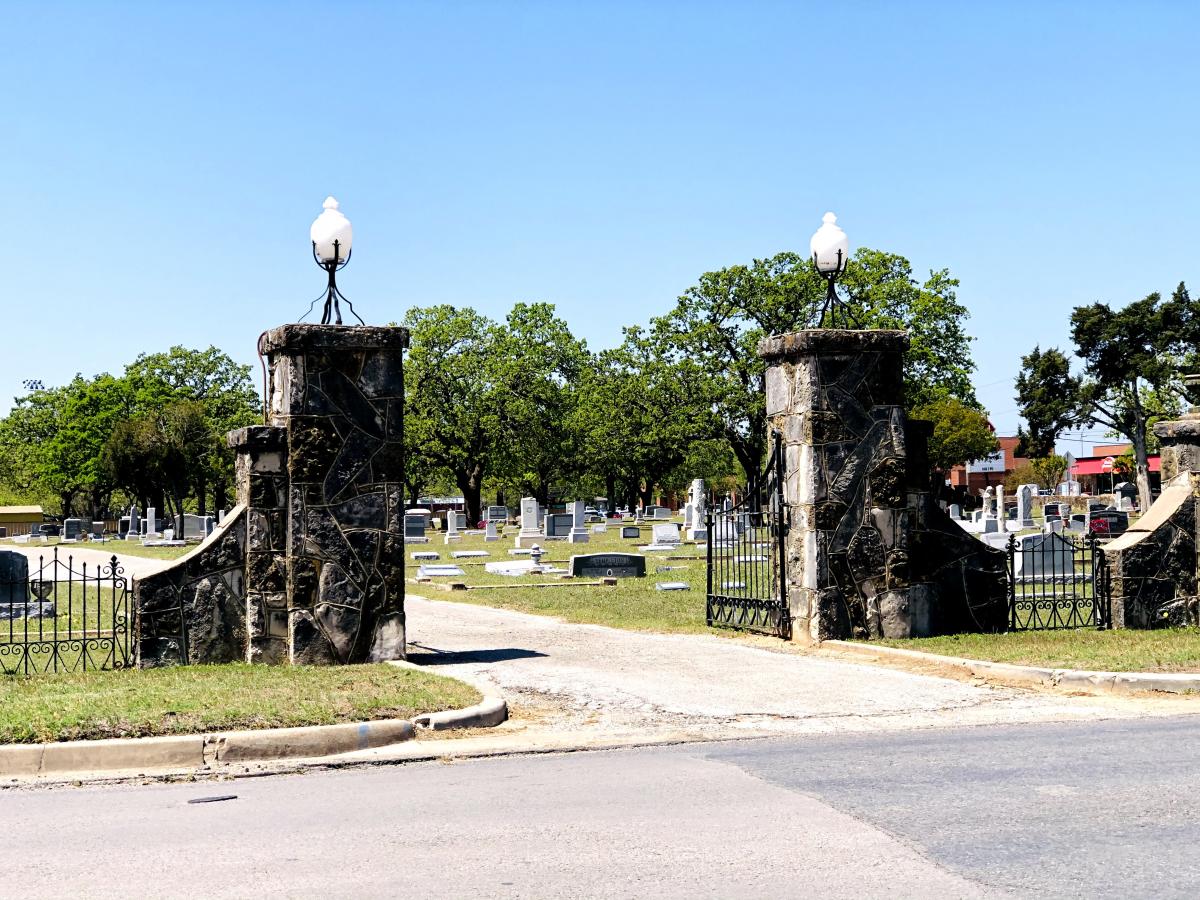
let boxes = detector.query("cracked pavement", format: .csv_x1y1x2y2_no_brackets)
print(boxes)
405,595,1186,742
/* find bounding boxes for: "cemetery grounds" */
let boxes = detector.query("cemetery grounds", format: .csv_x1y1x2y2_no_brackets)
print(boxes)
413,520,712,634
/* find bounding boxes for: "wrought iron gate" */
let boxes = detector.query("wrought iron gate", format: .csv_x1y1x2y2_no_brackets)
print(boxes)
0,548,132,675
1006,532,1111,631
706,432,790,639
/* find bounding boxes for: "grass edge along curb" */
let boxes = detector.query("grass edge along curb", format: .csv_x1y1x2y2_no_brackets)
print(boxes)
823,640,1200,695
0,697,509,777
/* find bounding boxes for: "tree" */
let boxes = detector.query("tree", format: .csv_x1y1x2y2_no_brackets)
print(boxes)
489,303,589,503
572,328,712,510
124,346,259,513
1014,346,1080,457
1070,283,1200,509
654,248,980,485
1031,456,1068,492
403,305,502,524
911,397,998,473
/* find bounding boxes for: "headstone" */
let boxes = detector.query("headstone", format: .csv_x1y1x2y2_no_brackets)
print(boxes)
485,520,500,542
417,564,466,578
996,486,1005,525
568,500,589,544
404,514,428,543
218,509,226,525
590,523,608,534
1114,482,1137,511
686,478,708,542
983,517,999,534
517,497,543,546
1057,480,1082,496
0,551,29,604
651,523,681,546
1017,484,1037,528
544,513,574,539
709,521,737,547
129,506,140,538
486,505,509,523
655,582,690,591
568,553,647,578
63,518,83,542
1043,518,1064,535
620,525,640,539
949,503,962,520
118,516,131,538
1013,532,1075,578
411,551,439,560
444,509,462,544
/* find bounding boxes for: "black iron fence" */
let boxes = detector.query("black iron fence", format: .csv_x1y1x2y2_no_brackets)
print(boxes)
706,432,790,639
1006,532,1111,631
0,548,132,675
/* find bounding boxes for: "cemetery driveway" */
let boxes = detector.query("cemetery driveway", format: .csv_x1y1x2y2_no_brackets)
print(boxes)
4,545,174,580
405,595,1187,743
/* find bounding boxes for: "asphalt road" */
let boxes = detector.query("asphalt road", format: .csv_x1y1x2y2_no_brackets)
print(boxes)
9,716,1200,899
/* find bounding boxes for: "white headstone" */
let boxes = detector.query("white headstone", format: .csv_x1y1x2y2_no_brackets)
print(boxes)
568,500,589,544
485,520,500,542
949,503,963,520
1013,532,1075,578
686,478,708,542
519,498,541,536
651,523,681,546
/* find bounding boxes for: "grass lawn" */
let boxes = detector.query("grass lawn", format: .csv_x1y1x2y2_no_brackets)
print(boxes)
872,629,1200,673
0,663,481,744
1,538,192,562
414,522,718,633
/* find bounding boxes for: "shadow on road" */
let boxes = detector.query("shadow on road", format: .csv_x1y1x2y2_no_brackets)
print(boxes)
406,643,548,665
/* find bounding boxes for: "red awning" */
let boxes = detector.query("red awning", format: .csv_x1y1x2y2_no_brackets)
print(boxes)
1071,456,1160,476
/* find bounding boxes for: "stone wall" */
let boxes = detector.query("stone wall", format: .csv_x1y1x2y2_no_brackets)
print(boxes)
760,328,1006,642
135,323,409,666
1105,418,1200,628
136,507,248,666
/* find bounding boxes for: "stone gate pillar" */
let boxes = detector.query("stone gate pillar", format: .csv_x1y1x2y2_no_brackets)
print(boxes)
761,330,911,642
258,324,409,664
135,324,409,667
759,329,1006,643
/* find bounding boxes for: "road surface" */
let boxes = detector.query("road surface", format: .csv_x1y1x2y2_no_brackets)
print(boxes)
8,717,1200,898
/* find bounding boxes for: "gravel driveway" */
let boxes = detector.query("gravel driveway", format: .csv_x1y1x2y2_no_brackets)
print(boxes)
405,595,1175,739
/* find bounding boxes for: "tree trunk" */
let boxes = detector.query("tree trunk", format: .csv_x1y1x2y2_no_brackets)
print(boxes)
604,472,616,511
196,473,208,516
727,427,764,484
456,464,484,525
213,478,229,513
638,480,655,510
1129,409,1154,511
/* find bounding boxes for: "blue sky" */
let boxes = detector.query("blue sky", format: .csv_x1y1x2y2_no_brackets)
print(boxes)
5,1,1198,451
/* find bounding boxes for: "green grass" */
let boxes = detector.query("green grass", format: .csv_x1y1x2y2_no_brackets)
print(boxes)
0,663,481,744
416,523,722,633
0,537,193,561
872,629,1200,673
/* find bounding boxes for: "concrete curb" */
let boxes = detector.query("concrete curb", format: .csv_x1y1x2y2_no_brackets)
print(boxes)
414,697,509,731
0,699,506,778
823,640,1200,695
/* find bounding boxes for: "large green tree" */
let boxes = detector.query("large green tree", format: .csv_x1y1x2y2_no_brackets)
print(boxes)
1014,346,1080,458
653,248,980,484
911,397,998,474
1070,282,1200,509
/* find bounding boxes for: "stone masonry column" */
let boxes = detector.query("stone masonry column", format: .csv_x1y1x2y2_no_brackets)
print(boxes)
228,424,289,663
259,324,410,664
760,329,912,642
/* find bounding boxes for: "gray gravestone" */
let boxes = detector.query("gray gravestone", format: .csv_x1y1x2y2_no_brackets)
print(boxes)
63,518,82,541
1017,483,1037,528
568,553,647,578
568,500,589,544
404,514,428,541
486,505,509,523
0,551,29,603
621,525,640,539
544,513,573,538
1013,532,1075,578
485,520,500,542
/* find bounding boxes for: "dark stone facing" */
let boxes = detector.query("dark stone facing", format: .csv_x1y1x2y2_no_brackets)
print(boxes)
259,324,410,355
758,329,910,362
768,328,1005,641
135,323,408,668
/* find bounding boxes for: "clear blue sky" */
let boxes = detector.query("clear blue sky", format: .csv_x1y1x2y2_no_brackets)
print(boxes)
6,1,1198,452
